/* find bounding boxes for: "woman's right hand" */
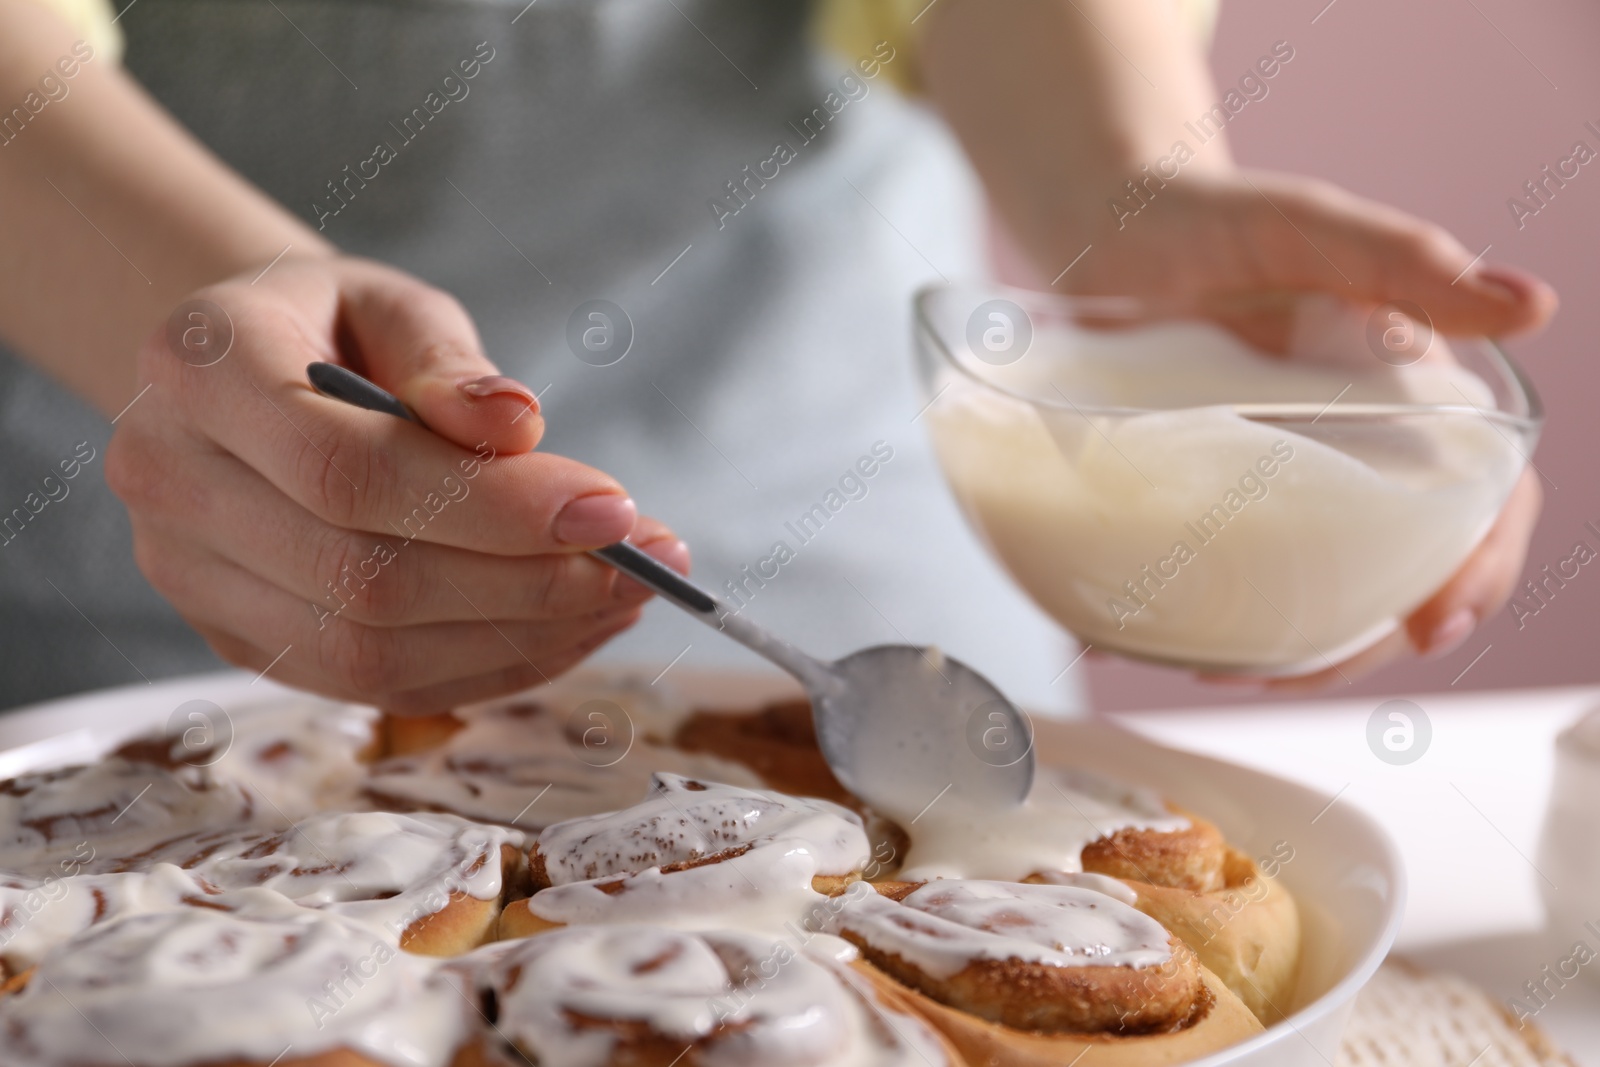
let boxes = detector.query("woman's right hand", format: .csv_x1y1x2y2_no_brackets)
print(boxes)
107,255,685,714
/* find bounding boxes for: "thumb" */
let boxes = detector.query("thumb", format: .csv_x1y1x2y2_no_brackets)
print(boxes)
337,263,543,455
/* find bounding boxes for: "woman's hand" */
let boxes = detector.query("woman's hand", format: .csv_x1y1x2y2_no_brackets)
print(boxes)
108,256,686,714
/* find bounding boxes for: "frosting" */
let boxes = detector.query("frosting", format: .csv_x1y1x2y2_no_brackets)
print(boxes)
927,318,1524,671
527,773,869,930
0,758,258,877
191,696,378,818
465,924,948,1066
892,766,1190,882
0,863,223,973
827,879,1172,980
0,903,469,1067
1028,869,1142,906
142,810,522,941
0,810,521,974
366,700,766,831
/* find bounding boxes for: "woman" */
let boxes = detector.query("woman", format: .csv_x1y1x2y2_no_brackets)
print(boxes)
0,0,1551,713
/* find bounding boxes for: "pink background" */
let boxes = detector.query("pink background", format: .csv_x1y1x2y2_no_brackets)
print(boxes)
1088,0,1600,710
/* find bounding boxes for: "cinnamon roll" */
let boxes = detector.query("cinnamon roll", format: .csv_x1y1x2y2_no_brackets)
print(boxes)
673,711,1232,894
113,696,380,819
500,773,870,937
117,811,525,956
0,757,257,877
1079,845,1302,1023
457,924,963,1066
825,879,1261,1065
673,700,854,807
1,811,525,972
0,905,470,1067
365,700,764,832
0,864,224,978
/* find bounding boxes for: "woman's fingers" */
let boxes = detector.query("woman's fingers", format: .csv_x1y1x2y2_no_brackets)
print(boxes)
1238,626,1416,694
376,619,640,714
1403,466,1543,656
140,537,644,699
1232,173,1558,337
332,261,545,456
128,446,682,625
131,311,637,555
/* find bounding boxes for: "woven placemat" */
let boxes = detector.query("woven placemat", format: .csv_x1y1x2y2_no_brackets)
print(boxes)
1338,959,1578,1067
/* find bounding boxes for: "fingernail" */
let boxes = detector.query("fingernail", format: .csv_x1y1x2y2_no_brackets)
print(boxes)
1425,608,1476,659
1471,265,1539,304
554,494,636,546
613,539,690,601
458,375,539,409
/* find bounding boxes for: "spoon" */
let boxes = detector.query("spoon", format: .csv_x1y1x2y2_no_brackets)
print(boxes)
305,362,1035,811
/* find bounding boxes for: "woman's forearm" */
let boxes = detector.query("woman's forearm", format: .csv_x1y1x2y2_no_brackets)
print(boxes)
919,0,1231,273
0,0,332,416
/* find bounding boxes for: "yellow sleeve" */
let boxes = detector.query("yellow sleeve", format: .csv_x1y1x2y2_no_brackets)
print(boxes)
16,0,123,62
814,0,1220,94
813,0,925,93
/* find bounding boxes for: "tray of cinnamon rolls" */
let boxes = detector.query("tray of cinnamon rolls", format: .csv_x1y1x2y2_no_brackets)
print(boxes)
0,669,1403,1067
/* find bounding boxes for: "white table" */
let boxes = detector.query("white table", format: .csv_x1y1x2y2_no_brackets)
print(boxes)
1110,686,1600,1064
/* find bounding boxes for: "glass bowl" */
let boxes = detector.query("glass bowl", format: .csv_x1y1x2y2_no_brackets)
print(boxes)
913,283,1543,676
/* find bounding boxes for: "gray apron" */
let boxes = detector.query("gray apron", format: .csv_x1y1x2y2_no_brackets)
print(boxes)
0,0,1082,714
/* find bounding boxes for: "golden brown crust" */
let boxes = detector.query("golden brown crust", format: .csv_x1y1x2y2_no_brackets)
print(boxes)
1116,847,1301,1025
400,843,528,957
856,958,1262,1066
866,880,924,902
843,933,1207,1036
672,701,855,807
378,711,467,758
810,872,863,896
399,891,502,957
496,897,565,941
203,1052,403,1067
1080,808,1228,894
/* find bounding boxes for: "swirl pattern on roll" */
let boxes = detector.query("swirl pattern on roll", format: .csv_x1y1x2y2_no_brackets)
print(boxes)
463,924,952,1067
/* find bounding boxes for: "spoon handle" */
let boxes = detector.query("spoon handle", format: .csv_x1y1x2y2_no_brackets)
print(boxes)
590,543,835,691
305,362,837,693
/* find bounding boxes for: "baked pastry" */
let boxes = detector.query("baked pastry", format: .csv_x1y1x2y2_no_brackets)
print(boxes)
500,773,871,937
455,924,965,1066
365,696,766,831
684,701,1301,1026
135,810,527,956
1094,845,1302,1023
0,810,525,976
0,904,471,1067
673,699,854,806
829,879,1262,1064
0,756,257,875
113,695,380,817
0,864,223,978
0,677,1298,1066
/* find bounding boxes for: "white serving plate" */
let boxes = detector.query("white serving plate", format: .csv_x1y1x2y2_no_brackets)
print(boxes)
0,669,1403,1067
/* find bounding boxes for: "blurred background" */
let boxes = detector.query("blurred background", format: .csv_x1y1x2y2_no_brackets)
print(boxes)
1088,0,1600,710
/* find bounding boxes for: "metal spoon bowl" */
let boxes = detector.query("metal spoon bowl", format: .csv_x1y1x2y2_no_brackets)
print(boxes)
594,542,1035,813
